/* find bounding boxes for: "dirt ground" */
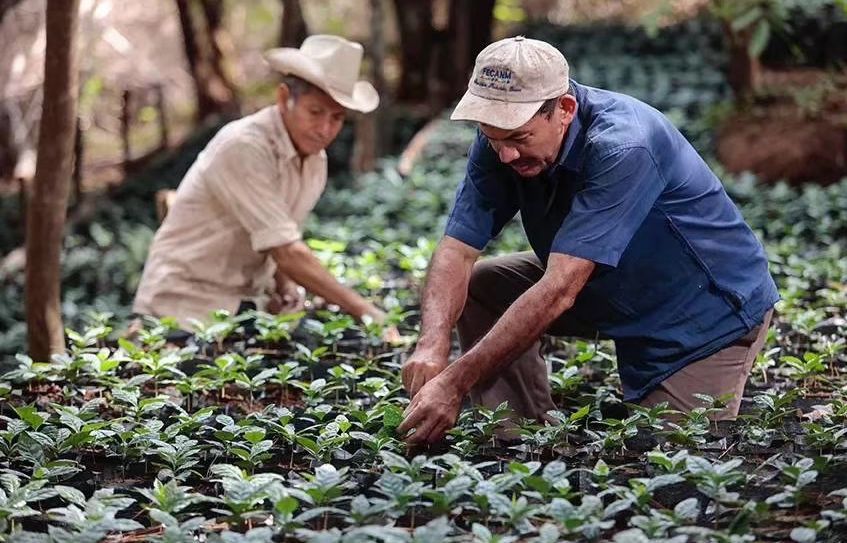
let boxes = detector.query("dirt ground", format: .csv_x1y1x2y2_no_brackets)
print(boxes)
717,68,847,185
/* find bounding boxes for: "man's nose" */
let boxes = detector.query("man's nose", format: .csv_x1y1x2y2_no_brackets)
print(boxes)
497,145,520,164
317,118,333,140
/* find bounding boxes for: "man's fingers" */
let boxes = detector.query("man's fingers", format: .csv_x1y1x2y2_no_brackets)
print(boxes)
397,404,422,434
426,421,452,444
409,374,424,398
401,365,412,390
405,415,439,445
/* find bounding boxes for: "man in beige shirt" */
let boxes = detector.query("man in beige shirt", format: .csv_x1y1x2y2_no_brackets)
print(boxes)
134,35,391,332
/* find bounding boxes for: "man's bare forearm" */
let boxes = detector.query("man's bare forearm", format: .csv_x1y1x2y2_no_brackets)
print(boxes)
270,242,375,319
441,253,595,394
416,236,479,359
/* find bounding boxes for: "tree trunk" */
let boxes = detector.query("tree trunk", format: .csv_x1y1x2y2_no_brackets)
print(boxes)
0,0,25,178
392,0,434,102
435,0,495,107
719,20,762,98
0,103,17,181
174,0,239,123
25,0,81,360
352,0,387,174
279,0,308,47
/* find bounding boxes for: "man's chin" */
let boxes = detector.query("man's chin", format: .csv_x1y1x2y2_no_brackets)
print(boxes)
511,163,544,177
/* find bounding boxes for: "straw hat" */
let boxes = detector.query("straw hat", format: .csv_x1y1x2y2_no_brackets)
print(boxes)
264,35,379,113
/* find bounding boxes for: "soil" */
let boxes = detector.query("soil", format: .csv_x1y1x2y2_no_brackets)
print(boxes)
717,68,847,185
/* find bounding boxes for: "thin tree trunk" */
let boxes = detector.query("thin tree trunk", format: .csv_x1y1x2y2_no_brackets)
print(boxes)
0,0,25,179
199,0,239,96
724,24,762,97
393,0,433,102
352,0,386,174
279,0,308,47
446,0,495,100
0,103,17,180
25,0,81,360
174,0,238,123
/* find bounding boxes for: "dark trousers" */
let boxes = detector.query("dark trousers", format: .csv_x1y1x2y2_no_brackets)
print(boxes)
456,252,772,421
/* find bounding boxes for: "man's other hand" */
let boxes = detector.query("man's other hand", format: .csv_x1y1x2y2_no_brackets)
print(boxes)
402,352,448,398
398,374,462,444
268,277,306,314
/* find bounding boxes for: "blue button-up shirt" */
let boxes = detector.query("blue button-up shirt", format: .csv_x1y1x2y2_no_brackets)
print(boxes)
445,80,779,402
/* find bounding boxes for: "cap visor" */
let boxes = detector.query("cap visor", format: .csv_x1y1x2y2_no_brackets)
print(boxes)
450,91,543,130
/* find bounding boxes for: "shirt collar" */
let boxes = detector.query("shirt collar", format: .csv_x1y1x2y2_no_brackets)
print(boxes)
552,80,586,173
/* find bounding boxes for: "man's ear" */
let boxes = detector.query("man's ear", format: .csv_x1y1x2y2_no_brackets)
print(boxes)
277,84,291,112
559,94,577,125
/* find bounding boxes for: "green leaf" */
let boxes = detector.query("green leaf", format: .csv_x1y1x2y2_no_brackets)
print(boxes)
382,404,403,431
674,497,700,521
296,437,320,455
731,6,763,31
569,404,591,423
613,529,649,543
244,428,266,444
790,527,817,543
13,406,45,430
748,20,771,58
54,485,86,507
275,495,299,515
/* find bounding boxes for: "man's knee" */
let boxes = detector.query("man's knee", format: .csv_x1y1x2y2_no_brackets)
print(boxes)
467,258,501,299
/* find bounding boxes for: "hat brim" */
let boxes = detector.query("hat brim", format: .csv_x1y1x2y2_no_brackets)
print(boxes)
450,90,543,130
264,48,379,113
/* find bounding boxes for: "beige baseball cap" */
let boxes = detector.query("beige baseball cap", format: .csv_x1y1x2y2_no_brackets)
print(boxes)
450,36,569,130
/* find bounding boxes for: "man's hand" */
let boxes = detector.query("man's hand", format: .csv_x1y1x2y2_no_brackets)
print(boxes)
361,306,403,344
398,373,463,444
402,351,448,398
268,276,305,314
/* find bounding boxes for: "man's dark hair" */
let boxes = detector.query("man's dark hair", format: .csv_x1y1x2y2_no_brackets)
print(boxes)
280,74,320,101
534,87,575,120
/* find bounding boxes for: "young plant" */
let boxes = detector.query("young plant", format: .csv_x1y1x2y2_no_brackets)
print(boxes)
139,478,212,518
0,473,59,533
765,456,818,509
270,361,306,404
149,435,205,481
190,309,248,352
231,427,274,473
781,352,828,388
233,367,278,408
294,343,330,380
253,310,303,344
210,464,284,523
138,350,189,395
45,489,144,542
147,509,211,543
0,353,56,387
685,456,747,526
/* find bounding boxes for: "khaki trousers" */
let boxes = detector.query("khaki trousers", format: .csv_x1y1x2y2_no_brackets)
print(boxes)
456,252,773,421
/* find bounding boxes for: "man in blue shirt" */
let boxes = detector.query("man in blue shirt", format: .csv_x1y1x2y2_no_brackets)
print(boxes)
397,36,778,445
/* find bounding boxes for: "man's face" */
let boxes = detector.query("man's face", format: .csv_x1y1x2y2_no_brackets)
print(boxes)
480,95,577,178
278,86,346,156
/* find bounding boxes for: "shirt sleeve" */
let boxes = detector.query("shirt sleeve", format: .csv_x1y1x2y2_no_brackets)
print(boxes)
203,139,302,252
550,145,667,267
444,133,518,250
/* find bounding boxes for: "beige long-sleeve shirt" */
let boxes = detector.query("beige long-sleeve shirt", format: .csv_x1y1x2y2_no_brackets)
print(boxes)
133,106,327,329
